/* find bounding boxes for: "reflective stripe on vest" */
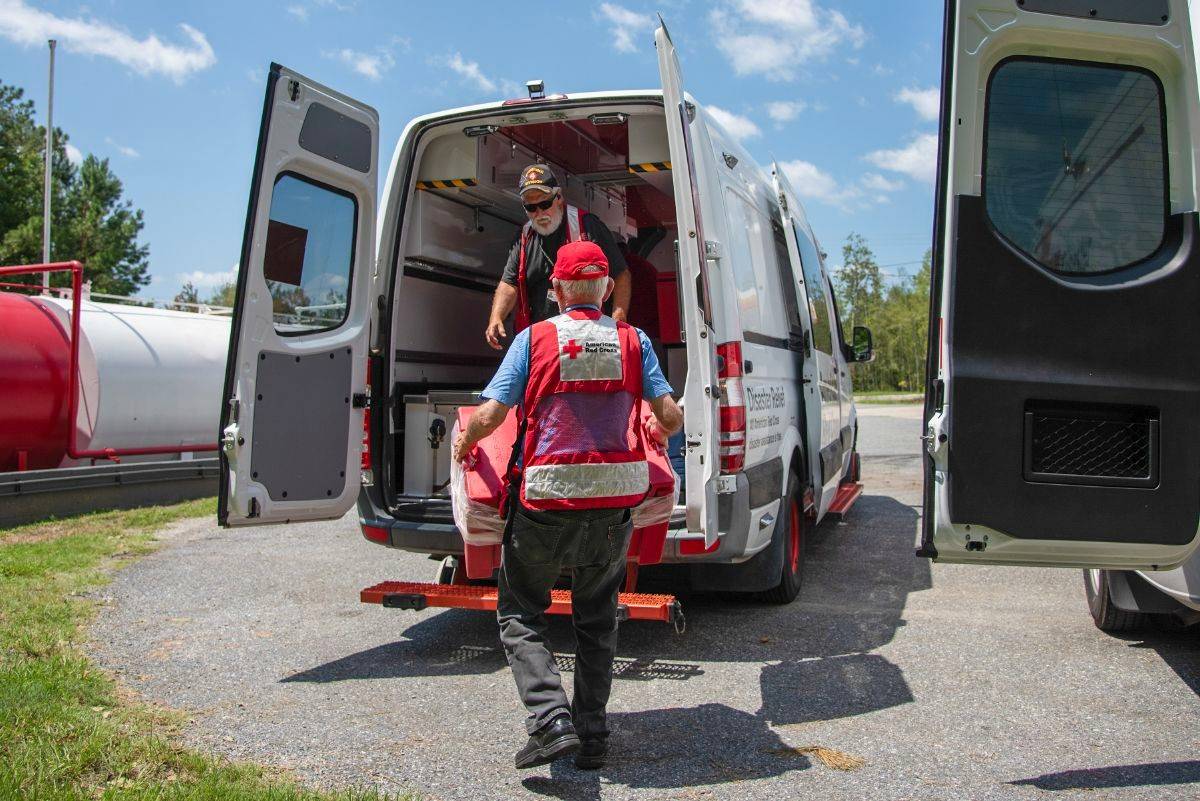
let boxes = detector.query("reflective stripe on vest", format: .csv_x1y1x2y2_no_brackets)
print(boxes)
523,460,649,503
514,204,588,333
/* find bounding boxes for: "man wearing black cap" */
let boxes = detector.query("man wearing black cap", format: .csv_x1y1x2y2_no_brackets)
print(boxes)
485,164,631,349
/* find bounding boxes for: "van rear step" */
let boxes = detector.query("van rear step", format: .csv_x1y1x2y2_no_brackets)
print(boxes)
360,581,682,625
826,482,864,521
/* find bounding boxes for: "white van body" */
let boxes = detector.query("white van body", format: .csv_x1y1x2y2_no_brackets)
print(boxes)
923,0,1200,627
216,24,867,601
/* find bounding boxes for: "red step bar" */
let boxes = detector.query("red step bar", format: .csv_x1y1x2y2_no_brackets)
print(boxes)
361,581,683,625
826,481,863,520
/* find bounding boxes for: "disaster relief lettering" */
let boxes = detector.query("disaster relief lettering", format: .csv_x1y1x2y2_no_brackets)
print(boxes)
746,384,786,451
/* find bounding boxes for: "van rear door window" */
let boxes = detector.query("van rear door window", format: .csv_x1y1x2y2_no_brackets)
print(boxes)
264,173,358,334
983,58,1167,275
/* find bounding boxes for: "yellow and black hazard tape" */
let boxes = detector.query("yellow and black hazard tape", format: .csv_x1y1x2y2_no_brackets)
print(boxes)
628,161,672,173
415,178,478,190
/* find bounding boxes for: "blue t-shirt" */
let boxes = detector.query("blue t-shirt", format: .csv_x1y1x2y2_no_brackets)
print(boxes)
481,305,673,407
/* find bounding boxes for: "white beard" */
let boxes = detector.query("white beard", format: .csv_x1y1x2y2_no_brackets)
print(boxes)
531,205,564,237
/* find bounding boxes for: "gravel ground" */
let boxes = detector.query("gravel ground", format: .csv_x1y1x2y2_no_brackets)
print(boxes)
88,404,1200,800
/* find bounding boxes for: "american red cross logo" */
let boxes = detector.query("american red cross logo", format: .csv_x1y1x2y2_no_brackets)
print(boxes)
562,339,583,359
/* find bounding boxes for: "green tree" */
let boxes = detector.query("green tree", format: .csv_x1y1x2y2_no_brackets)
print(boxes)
173,281,199,310
838,240,931,394
206,281,236,307
0,80,149,295
834,232,883,330
55,155,150,295
0,82,75,275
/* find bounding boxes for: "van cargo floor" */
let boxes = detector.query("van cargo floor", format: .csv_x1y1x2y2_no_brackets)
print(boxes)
360,581,682,624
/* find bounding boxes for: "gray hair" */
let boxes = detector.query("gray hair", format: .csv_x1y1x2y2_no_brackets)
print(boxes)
553,277,608,306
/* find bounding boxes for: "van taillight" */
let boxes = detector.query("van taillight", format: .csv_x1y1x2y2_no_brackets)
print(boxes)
717,341,746,474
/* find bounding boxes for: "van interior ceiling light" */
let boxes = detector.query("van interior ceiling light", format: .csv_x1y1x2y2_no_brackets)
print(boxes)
463,124,499,138
589,112,628,126
526,79,545,101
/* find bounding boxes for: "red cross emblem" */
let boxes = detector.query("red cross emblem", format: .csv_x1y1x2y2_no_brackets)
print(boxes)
562,339,583,359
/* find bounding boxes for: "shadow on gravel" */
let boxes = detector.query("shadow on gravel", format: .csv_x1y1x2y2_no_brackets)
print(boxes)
1126,635,1200,697
287,495,924,729
1010,760,1200,791
521,703,814,798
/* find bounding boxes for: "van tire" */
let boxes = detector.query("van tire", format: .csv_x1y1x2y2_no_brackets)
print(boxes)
1084,569,1146,632
757,474,805,604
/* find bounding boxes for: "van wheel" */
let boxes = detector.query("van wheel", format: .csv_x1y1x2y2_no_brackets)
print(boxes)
1084,569,1146,632
758,474,805,604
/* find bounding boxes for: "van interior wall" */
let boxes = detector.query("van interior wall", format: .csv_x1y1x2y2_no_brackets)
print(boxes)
390,111,685,500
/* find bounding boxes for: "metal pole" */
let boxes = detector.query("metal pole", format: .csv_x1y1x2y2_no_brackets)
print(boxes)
42,39,56,293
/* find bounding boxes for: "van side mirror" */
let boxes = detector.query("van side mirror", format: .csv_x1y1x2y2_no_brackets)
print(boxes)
851,325,875,363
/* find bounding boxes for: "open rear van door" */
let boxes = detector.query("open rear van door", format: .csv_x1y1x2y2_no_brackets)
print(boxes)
219,64,378,527
923,0,1200,569
656,20,720,544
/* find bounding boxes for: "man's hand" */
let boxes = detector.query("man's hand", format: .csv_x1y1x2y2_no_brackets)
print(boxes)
485,318,507,350
487,282,518,350
452,430,473,464
455,399,511,464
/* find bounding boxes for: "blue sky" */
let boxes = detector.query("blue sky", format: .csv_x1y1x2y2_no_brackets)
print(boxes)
0,0,943,300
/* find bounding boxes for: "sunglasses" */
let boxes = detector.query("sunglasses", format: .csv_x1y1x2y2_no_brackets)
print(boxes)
523,197,557,213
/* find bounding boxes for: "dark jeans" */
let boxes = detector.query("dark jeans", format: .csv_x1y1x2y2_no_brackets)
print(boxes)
497,503,633,739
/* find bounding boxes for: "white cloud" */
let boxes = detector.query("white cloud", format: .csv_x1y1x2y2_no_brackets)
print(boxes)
710,0,866,82
595,3,654,53
861,172,904,192
864,133,938,182
287,5,308,21
0,0,215,82
178,265,237,289
446,52,498,93
781,159,844,204
327,47,394,80
104,136,139,158
766,100,806,123
64,143,82,165
780,160,905,212
895,86,940,121
706,105,761,142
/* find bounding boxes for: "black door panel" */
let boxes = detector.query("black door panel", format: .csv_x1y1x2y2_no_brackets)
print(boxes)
947,195,1200,546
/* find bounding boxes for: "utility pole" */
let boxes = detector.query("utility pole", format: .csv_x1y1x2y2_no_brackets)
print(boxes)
42,39,56,292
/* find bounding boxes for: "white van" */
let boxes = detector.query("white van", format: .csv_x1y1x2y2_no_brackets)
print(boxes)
217,24,870,605
922,0,1200,627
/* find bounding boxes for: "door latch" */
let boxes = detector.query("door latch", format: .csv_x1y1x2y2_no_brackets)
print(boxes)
352,392,371,409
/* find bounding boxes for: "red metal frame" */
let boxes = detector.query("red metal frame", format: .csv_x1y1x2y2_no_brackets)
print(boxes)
360,581,680,623
0,261,219,463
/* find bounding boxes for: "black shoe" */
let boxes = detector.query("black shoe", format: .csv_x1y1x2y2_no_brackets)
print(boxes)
574,737,608,770
514,716,580,769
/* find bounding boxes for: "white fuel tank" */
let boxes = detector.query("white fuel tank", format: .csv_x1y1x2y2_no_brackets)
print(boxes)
34,297,231,462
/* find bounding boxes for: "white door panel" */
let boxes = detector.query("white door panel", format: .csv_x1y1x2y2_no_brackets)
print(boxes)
657,21,721,545
219,64,378,527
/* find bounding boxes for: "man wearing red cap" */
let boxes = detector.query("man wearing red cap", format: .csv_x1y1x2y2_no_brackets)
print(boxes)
485,164,632,350
454,240,682,771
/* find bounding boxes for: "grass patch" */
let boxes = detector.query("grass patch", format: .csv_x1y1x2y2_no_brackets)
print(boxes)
0,499,409,800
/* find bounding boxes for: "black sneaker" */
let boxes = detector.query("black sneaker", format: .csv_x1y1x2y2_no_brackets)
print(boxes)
574,737,608,770
514,715,581,769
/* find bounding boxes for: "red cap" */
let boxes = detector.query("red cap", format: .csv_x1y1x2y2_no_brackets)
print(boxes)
552,240,609,280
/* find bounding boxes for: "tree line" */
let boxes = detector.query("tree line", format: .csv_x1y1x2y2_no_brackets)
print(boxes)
833,232,930,394
0,81,149,296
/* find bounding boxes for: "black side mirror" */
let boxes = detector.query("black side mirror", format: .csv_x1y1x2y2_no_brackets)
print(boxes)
851,325,875,363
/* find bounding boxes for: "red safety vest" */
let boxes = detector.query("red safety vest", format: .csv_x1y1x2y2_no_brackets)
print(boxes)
519,307,648,511
515,204,588,333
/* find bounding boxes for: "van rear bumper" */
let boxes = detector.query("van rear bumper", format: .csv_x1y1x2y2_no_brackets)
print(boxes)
358,495,465,555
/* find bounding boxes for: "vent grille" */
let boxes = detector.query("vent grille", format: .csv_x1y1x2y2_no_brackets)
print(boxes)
1024,405,1158,487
